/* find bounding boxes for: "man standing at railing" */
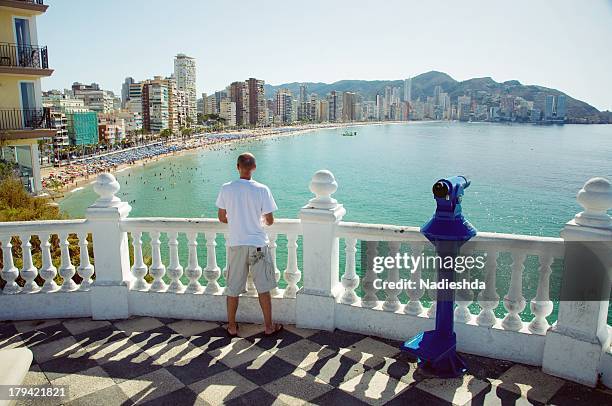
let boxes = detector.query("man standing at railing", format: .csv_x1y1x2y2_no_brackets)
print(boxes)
216,152,283,336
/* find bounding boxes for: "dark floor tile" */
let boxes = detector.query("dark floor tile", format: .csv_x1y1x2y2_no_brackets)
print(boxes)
247,328,303,352
38,353,100,381
311,388,370,405
73,326,129,348
459,352,514,380
99,354,163,382
303,352,372,387
140,386,200,406
155,317,179,325
385,386,452,405
371,356,417,383
128,326,183,350
66,384,133,406
308,329,366,350
233,355,297,386
189,327,234,353
165,352,228,385
18,324,71,348
471,385,541,406
0,322,18,339
370,335,404,348
548,381,612,406
224,388,278,406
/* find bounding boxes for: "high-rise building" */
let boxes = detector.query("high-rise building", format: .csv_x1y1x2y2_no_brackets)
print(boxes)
404,77,412,103
121,77,134,109
341,92,357,122
219,98,236,127
141,80,169,132
246,78,267,126
174,53,197,124
544,95,555,120
275,88,293,124
298,84,308,121
555,95,567,121
318,99,329,122
327,91,337,122
72,82,114,113
229,81,247,126
66,112,99,145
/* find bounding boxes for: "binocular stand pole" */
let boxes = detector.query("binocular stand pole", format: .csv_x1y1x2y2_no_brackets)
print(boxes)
401,241,467,378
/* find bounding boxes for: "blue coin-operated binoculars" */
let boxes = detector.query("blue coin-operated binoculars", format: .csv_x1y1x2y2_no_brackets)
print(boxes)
401,176,477,377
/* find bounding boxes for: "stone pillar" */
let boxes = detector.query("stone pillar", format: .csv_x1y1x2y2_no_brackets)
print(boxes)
86,173,132,319
542,177,612,387
296,170,345,331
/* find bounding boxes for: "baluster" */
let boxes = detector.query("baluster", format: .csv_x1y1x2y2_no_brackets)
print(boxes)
528,253,554,334
341,237,359,304
0,236,20,294
383,241,402,311
476,248,500,327
454,246,474,323
361,241,379,308
184,232,203,293
404,242,425,315
204,232,221,294
222,232,229,282
283,233,301,298
39,232,59,292
19,234,39,293
149,231,167,292
502,250,527,331
58,232,77,291
130,231,149,291
77,232,95,291
269,233,281,296
166,231,185,293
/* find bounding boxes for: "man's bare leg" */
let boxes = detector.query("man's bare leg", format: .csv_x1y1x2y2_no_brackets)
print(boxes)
227,296,239,335
258,292,282,334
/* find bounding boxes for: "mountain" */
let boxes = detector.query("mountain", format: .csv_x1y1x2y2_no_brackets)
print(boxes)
263,71,608,123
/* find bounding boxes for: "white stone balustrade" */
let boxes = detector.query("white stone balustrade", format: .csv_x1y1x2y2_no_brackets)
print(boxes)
0,172,609,388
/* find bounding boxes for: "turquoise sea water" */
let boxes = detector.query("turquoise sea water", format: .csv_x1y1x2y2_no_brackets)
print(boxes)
60,122,612,322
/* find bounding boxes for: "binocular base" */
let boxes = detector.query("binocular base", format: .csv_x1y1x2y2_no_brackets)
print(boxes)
401,330,467,378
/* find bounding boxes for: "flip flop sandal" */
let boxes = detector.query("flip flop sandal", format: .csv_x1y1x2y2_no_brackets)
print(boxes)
264,324,284,337
226,324,239,337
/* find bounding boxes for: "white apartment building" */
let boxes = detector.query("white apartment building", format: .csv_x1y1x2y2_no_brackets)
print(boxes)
174,54,196,124
219,98,236,127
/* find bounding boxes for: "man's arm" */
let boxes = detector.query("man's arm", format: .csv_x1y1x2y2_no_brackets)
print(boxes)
263,212,274,226
218,208,228,224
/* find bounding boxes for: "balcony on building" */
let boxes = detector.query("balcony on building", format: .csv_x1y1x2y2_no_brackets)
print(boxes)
0,42,53,76
0,0,48,14
0,107,55,139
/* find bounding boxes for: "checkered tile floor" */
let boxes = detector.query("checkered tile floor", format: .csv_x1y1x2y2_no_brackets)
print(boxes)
1,317,611,405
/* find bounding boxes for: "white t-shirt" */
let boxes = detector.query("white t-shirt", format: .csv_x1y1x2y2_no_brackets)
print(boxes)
216,179,278,247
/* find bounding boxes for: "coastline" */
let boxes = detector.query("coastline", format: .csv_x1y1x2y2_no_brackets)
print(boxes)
47,121,406,197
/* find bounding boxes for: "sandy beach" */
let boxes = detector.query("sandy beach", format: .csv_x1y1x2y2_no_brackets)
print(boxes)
43,121,404,196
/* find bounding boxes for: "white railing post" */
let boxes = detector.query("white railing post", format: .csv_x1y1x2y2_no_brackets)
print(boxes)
86,173,132,319
297,170,346,330
543,177,612,387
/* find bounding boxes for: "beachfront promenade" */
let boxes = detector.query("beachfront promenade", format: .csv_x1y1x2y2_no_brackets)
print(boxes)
0,170,611,403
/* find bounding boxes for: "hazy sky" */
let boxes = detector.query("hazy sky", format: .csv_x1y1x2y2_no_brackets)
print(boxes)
39,0,612,110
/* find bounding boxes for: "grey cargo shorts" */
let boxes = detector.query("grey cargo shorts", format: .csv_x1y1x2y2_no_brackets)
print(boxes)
225,245,277,296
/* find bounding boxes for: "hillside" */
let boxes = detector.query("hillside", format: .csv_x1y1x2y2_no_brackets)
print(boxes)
263,71,608,123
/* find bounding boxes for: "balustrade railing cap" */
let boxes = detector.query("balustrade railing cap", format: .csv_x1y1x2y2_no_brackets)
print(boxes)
91,173,122,208
574,177,612,228
307,169,339,210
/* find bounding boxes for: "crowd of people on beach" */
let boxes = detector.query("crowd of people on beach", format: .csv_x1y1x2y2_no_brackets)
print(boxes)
42,122,365,193
41,132,263,191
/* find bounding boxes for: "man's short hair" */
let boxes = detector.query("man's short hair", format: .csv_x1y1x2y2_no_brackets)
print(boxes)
237,153,256,169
